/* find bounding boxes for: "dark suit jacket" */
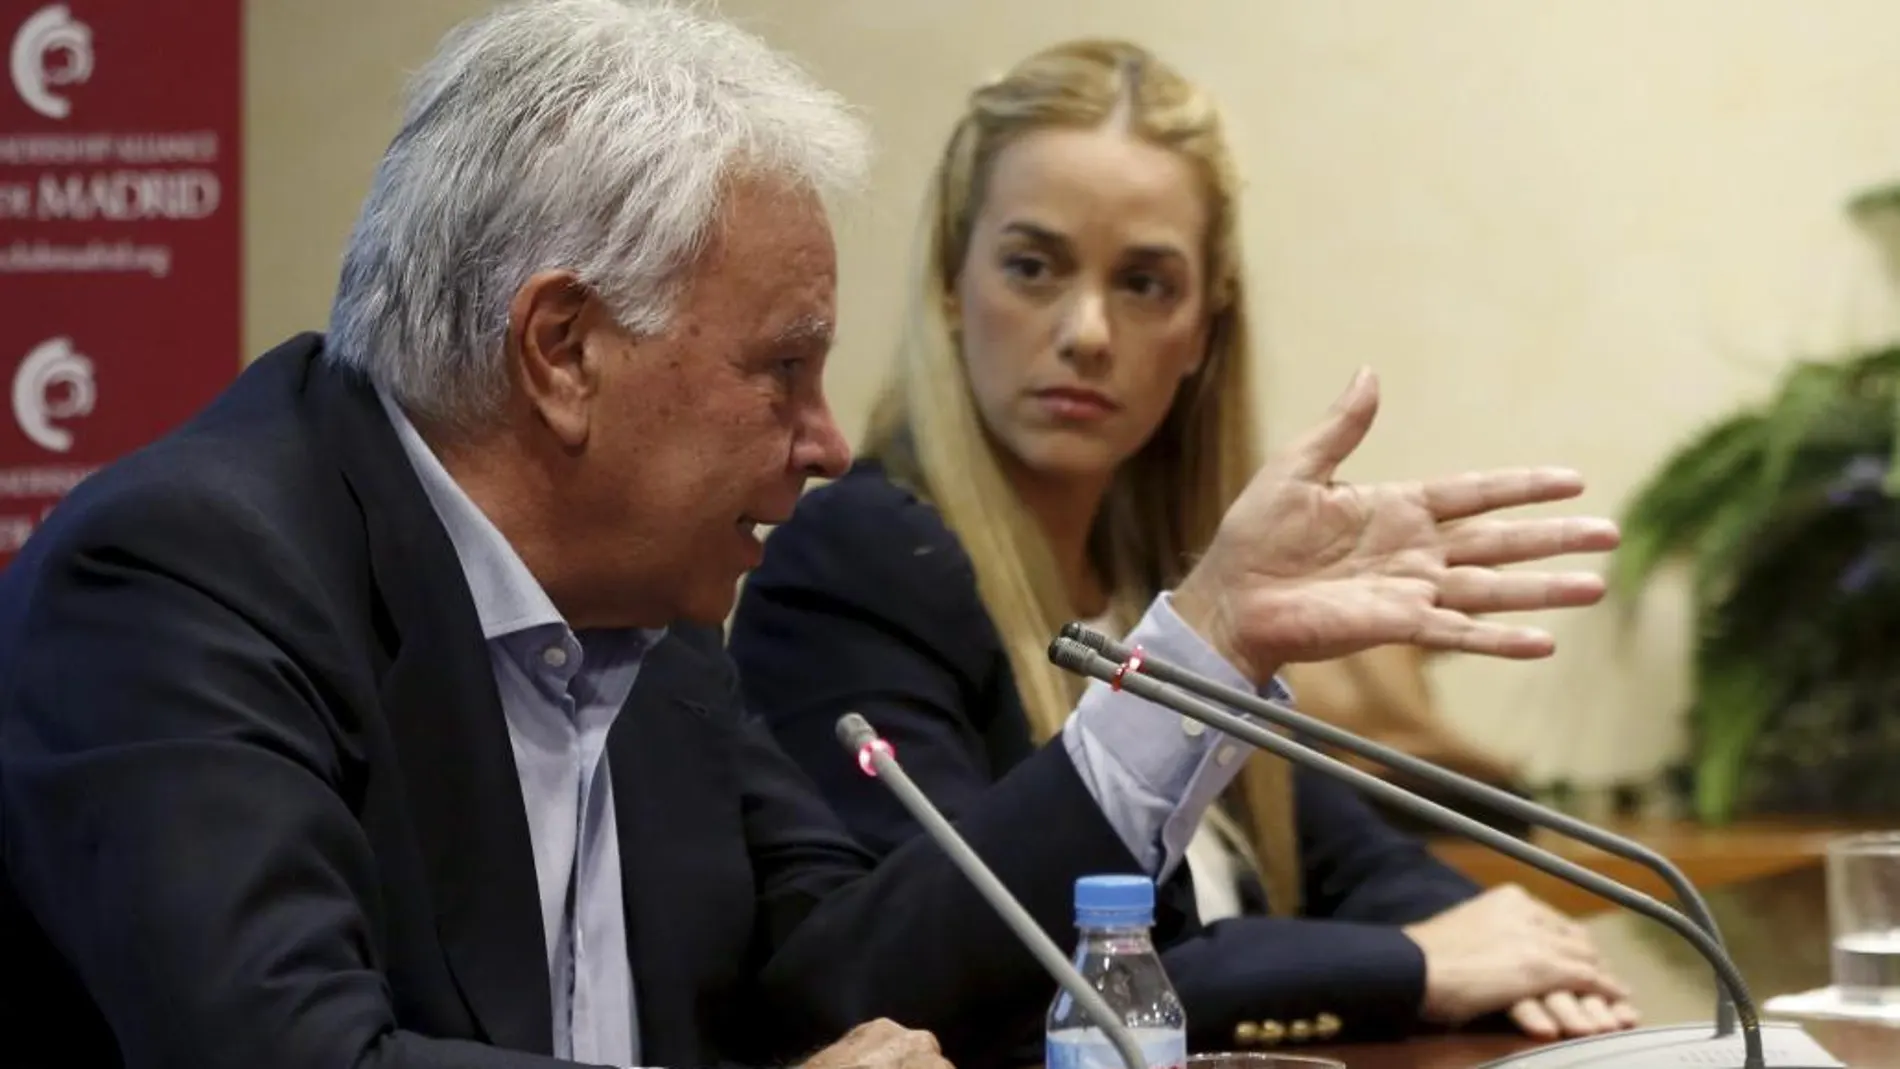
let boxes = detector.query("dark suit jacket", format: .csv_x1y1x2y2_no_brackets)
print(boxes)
0,336,1154,1069
727,461,1485,1051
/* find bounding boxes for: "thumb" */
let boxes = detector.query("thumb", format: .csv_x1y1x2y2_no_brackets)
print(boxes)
1290,366,1379,481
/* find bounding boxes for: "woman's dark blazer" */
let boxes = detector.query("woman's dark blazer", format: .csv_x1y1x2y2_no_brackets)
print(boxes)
727,461,1484,1050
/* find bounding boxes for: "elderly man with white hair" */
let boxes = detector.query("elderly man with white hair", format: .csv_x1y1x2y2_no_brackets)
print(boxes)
0,2,1620,1068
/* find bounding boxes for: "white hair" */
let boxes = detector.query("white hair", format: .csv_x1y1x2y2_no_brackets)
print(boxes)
325,0,871,429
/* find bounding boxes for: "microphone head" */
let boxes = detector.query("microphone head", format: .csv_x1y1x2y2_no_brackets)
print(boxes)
835,712,877,752
1060,622,1109,652
1047,636,1099,675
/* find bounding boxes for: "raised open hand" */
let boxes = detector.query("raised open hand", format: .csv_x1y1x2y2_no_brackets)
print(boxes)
1173,368,1620,685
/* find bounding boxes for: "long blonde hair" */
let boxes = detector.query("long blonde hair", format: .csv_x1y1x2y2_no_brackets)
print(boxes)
863,40,1303,914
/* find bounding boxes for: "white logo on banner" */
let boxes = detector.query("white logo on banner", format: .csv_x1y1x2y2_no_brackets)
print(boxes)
10,5,92,121
12,337,95,453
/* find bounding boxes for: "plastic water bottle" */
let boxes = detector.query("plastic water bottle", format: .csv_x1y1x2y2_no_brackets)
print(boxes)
1045,874,1187,1069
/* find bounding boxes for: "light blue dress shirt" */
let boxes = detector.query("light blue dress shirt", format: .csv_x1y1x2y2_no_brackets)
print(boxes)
1063,594,1295,878
381,391,655,1066
378,390,1287,1065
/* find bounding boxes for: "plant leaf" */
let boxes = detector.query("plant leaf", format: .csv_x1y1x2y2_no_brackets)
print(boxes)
1607,412,1764,605
1756,360,1846,497
1690,636,1783,824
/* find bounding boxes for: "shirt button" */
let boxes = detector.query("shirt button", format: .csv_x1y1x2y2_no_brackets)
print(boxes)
1180,716,1206,737
542,645,569,669
1217,745,1239,766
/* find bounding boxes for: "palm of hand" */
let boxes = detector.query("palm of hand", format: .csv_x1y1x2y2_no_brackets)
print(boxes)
1174,368,1620,680
1215,475,1446,664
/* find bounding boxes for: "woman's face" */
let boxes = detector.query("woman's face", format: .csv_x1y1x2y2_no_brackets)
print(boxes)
954,125,1213,489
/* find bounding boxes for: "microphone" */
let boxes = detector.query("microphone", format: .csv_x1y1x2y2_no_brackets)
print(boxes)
1047,635,1842,1069
1059,621,1742,1033
833,713,1149,1069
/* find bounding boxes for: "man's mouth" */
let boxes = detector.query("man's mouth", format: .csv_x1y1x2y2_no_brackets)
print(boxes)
738,514,787,538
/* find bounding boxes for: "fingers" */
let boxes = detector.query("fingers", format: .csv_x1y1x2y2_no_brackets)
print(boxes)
1418,885,1637,1040
1513,991,1636,1041
1511,998,1560,1040
1421,467,1588,522
1473,887,1624,997
855,1018,923,1047
1536,923,1604,973
829,1018,889,1050
1556,962,1633,1004
904,1049,955,1069
1436,567,1606,614
903,1029,942,1057
1503,892,1615,990
1289,367,1379,481
1444,516,1621,567
809,1019,944,1069
1541,991,1630,1037
1506,915,1627,1003
1409,608,1555,659
1541,992,1594,1036
1576,994,1625,1033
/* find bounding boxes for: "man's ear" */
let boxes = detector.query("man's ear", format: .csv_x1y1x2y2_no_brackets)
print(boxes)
506,270,596,449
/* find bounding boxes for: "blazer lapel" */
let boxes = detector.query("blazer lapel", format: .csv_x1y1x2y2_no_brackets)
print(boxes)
609,633,753,1067
307,349,553,1055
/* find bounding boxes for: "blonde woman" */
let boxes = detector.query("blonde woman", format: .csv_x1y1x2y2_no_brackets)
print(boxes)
727,40,1635,1051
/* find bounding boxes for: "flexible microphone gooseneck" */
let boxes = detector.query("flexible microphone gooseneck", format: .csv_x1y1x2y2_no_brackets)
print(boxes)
1050,635,1845,1069
834,712,1149,1069
1059,620,1737,1037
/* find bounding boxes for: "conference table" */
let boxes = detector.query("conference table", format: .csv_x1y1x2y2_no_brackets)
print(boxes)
1300,862,1894,1067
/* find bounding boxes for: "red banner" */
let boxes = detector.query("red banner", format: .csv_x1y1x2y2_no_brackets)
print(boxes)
0,2,242,567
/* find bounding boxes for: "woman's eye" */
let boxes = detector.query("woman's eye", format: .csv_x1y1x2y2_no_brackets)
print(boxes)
1123,271,1174,300
1002,253,1050,282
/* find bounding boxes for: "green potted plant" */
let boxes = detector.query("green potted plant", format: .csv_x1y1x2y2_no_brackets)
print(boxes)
1609,181,1900,825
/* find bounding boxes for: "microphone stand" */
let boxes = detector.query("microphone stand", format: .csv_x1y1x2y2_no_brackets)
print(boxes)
1060,621,1739,1037
835,713,1150,1069
1048,637,1803,1069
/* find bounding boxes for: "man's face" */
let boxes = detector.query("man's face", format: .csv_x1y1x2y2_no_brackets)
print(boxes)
533,178,851,627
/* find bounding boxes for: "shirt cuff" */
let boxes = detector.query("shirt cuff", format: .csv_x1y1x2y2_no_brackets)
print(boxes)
1060,592,1294,878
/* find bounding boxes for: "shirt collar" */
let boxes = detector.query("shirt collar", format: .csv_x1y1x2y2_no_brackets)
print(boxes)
378,388,669,658
377,387,572,642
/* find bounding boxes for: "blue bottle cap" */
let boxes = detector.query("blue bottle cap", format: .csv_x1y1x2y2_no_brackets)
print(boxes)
1074,874,1154,928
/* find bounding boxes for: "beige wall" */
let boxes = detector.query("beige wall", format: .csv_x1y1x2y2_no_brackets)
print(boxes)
246,0,1900,786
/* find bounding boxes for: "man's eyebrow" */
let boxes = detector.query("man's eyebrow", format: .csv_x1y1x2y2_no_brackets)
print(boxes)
774,314,835,350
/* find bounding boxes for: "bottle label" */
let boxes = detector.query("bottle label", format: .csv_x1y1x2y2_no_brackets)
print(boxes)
1045,1027,1185,1069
